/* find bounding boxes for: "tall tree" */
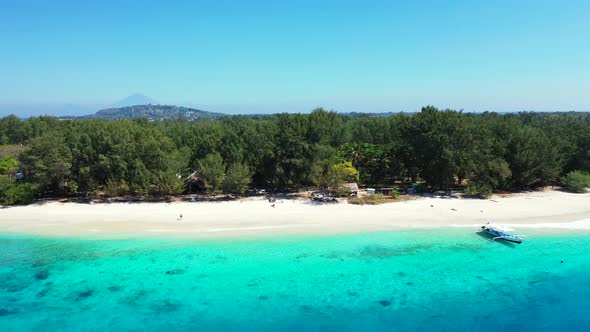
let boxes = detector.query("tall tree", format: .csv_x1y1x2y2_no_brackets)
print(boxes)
22,133,73,194
221,163,252,194
198,153,225,194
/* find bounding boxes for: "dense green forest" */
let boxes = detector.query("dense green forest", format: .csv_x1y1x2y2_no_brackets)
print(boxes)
1,107,589,205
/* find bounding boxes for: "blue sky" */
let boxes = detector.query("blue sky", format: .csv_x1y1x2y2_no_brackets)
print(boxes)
0,0,589,114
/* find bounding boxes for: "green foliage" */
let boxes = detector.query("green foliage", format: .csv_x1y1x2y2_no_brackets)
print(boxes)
465,183,493,198
153,171,184,195
1,108,590,204
104,179,130,196
198,153,225,194
0,176,35,205
338,143,397,186
274,113,311,188
561,171,590,193
22,133,73,194
0,115,32,144
331,161,359,183
0,156,19,175
0,144,26,159
506,127,561,188
469,158,511,194
221,163,252,194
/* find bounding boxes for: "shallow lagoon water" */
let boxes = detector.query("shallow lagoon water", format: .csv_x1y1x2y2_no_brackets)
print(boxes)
1,229,589,331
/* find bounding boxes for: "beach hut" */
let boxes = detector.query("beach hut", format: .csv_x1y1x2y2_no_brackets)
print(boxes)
325,182,359,197
341,182,359,196
378,188,394,196
366,188,375,195
186,171,203,194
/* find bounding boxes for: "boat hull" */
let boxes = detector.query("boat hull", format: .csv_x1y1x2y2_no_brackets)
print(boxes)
481,227,523,244
498,237,522,244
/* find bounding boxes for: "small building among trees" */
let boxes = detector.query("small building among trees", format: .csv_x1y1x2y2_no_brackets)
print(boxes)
377,187,394,196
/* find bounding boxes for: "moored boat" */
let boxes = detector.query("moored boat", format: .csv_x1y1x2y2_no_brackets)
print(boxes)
481,222,526,244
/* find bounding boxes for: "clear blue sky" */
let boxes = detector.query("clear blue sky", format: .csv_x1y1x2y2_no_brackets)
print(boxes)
0,0,589,114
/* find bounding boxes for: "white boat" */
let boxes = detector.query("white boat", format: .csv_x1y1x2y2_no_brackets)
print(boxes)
480,222,526,244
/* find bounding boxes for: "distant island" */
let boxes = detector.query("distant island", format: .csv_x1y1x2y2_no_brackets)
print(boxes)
61,104,225,121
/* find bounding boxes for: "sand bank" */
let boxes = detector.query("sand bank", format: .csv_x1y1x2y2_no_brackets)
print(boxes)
0,190,589,238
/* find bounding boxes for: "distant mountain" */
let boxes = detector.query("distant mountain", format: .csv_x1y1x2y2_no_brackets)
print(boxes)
81,104,225,121
113,94,158,107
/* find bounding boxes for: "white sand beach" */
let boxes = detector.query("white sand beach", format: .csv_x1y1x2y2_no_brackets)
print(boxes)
0,190,589,238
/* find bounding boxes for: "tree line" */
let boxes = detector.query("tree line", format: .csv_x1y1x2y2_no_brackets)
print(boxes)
1,107,589,205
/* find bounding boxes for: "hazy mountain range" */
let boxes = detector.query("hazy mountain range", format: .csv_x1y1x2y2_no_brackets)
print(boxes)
1,94,587,119
0,94,155,118
0,94,167,118
112,93,159,108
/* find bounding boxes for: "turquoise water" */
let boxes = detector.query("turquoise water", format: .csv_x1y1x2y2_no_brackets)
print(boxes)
1,229,589,331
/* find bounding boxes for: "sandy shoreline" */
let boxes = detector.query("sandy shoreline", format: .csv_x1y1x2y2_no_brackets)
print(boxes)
0,190,589,239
